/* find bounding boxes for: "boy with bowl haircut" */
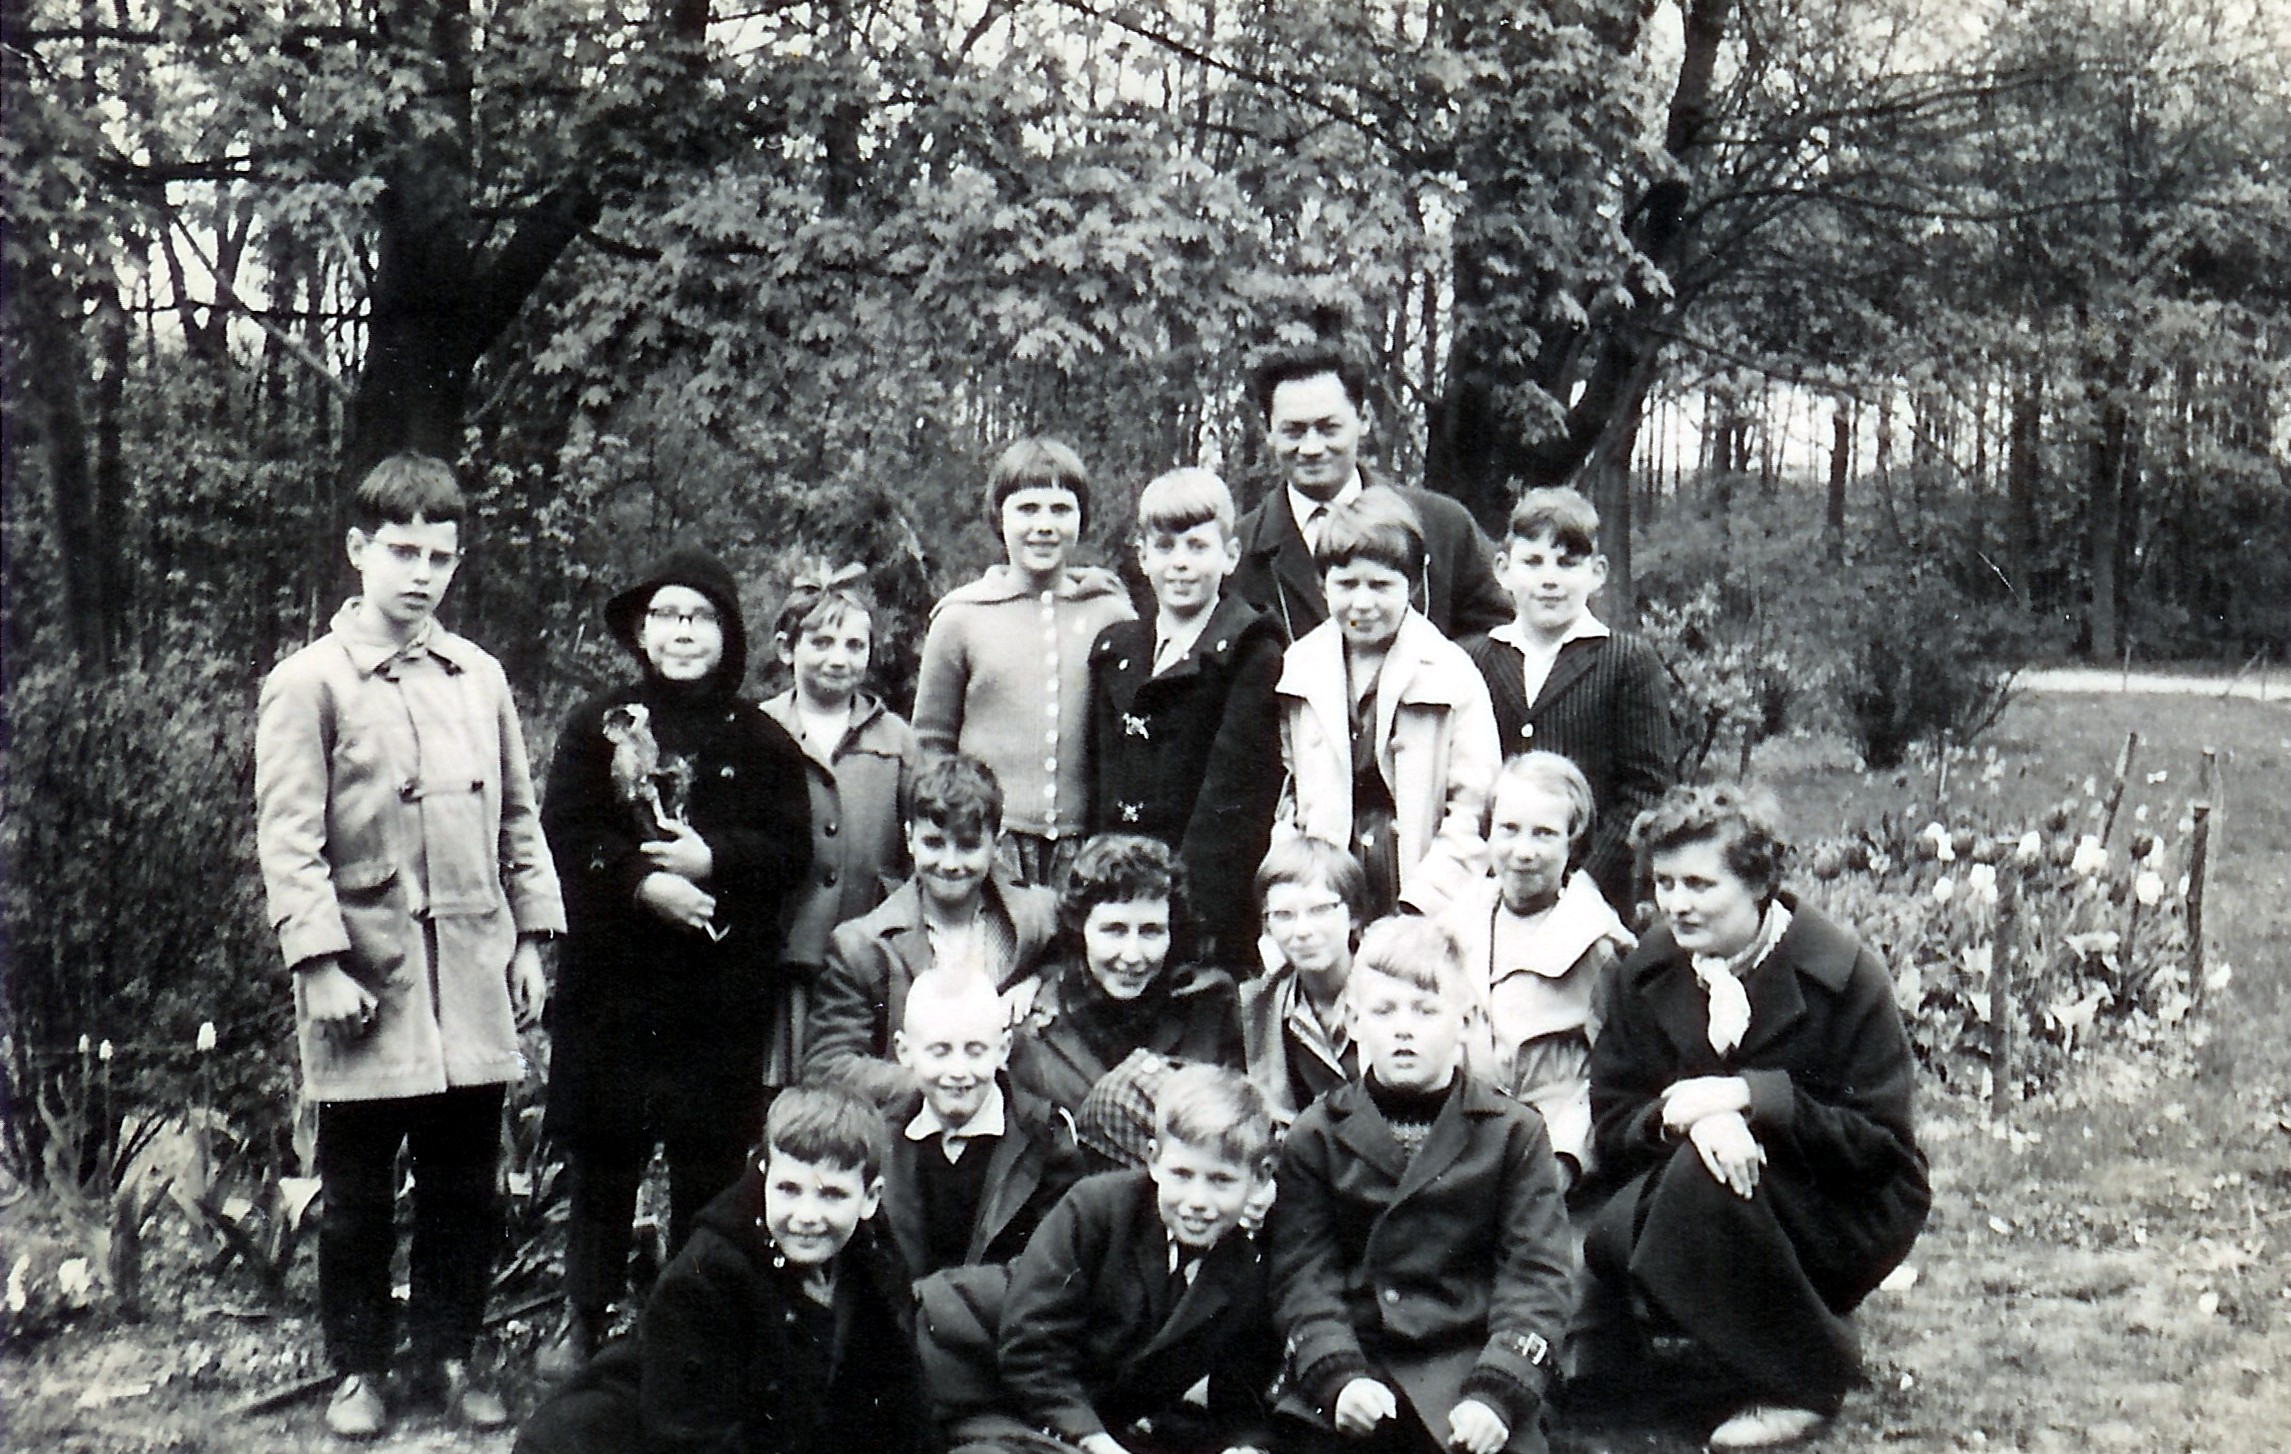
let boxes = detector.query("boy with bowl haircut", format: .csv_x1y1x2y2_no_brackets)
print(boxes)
1273,488,1500,920
1006,833,1244,1112
883,967,1086,1279
935,1065,1283,1454
914,438,1136,888
1270,918,1575,1454
1089,467,1286,969
1238,838,1370,1125
515,1085,927,1454
256,453,565,1438
805,755,1059,1103
1463,487,1673,912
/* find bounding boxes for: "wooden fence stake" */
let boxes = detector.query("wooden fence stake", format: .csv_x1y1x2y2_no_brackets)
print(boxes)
2098,730,2138,847
2188,748,2216,1009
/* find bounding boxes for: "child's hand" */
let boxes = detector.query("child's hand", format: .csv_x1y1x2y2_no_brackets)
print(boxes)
1660,1075,1751,1134
1447,1398,1510,1454
508,938,548,1029
1686,1110,1765,1199
640,820,714,882
638,872,717,932
301,960,378,1041
1334,1378,1398,1434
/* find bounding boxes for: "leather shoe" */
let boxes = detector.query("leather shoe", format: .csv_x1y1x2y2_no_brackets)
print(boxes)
324,1374,388,1440
1708,1404,1825,1450
438,1358,512,1430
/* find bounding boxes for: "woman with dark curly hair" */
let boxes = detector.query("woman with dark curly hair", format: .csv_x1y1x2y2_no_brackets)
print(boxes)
1005,833,1244,1116
1580,785,1930,1451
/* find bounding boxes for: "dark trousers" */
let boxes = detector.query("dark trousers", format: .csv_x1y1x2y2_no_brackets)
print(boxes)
317,1084,506,1377
560,1107,759,1318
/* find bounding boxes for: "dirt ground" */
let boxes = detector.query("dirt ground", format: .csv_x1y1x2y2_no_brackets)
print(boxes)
8,689,2288,1453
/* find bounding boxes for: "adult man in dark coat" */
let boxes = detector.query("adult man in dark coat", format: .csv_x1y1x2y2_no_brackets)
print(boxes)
1229,346,1513,642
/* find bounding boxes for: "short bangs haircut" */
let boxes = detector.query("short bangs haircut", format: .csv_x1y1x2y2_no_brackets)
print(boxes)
772,573,876,649
1630,783,1790,905
1135,467,1236,539
1505,487,1600,560
764,1083,890,1182
351,452,468,532
1152,1063,1276,1172
1254,836,1371,922
1248,344,1370,421
1350,915,1470,1002
1486,751,1597,855
1314,486,1425,579
1058,833,1184,940
986,436,1092,533
907,754,1004,841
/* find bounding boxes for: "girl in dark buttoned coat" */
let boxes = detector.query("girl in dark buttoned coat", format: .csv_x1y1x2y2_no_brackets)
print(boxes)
540,546,813,1372
1583,785,1929,1451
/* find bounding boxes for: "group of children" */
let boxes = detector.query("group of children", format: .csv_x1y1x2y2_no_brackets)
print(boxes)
252,345,1698,1450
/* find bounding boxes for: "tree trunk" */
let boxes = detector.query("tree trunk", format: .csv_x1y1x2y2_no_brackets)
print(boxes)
2006,371,2041,601
1826,395,1851,564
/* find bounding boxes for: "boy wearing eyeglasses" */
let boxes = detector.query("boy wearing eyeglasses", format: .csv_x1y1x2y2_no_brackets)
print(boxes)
537,546,814,1378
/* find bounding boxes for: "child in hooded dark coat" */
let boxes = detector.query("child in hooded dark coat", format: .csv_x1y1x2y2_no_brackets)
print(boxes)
539,545,812,1370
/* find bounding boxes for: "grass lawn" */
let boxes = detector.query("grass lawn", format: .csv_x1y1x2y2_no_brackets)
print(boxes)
7,690,2288,1453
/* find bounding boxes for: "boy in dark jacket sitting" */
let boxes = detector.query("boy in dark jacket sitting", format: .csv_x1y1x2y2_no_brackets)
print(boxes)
515,1085,925,1454
880,967,1085,1279
1269,917,1576,1454
925,1063,1282,1454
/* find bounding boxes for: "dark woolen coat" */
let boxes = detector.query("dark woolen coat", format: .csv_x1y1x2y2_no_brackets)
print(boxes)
1584,900,1931,1413
1269,1077,1575,1454
1463,631,1675,910
514,1167,925,1454
541,548,812,1145
1087,595,1286,969
1006,960,1245,1111
878,1077,1086,1279
931,1170,1281,1452
1229,475,1514,643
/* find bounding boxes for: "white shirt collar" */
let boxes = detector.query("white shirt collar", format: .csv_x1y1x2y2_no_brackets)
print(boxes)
1287,477,1364,543
1489,612,1610,654
905,1082,1008,1151
1153,606,1216,675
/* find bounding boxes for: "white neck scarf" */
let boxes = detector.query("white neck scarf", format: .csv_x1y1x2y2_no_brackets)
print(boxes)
1687,901,1792,1057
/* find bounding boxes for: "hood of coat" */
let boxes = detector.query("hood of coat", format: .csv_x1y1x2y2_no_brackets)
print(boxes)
605,545,749,695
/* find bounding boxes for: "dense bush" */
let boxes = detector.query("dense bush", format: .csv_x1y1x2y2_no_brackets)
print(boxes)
1635,494,2044,771
1,648,296,1187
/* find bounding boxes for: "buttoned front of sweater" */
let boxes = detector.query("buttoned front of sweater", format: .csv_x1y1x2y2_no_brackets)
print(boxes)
912,565,1135,838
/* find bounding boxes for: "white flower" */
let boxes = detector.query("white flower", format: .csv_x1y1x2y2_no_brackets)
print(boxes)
56,1258,92,1302
196,1022,217,1053
1936,838,1956,863
1966,863,1998,905
2015,830,2042,862
97,1040,112,1063
5,1255,27,1314
1932,876,1956,904
2135,870,2164,907
1962,943,1994,978
1921,821,1949,844
2071,835,2109,876
77,1034,90,1055
2134,804,2150,823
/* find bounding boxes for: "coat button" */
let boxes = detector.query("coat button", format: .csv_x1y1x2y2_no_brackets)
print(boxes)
823,820,838,837
1383,1287,1400,1303
823,869,839,887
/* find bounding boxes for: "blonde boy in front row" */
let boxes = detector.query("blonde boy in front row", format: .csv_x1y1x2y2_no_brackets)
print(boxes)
931,1065,1284,1454
1269,918,1575,1454
256,453,565,1439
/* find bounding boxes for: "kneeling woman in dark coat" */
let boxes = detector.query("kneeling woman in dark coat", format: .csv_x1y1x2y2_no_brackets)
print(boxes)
1582,785,1929,1451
